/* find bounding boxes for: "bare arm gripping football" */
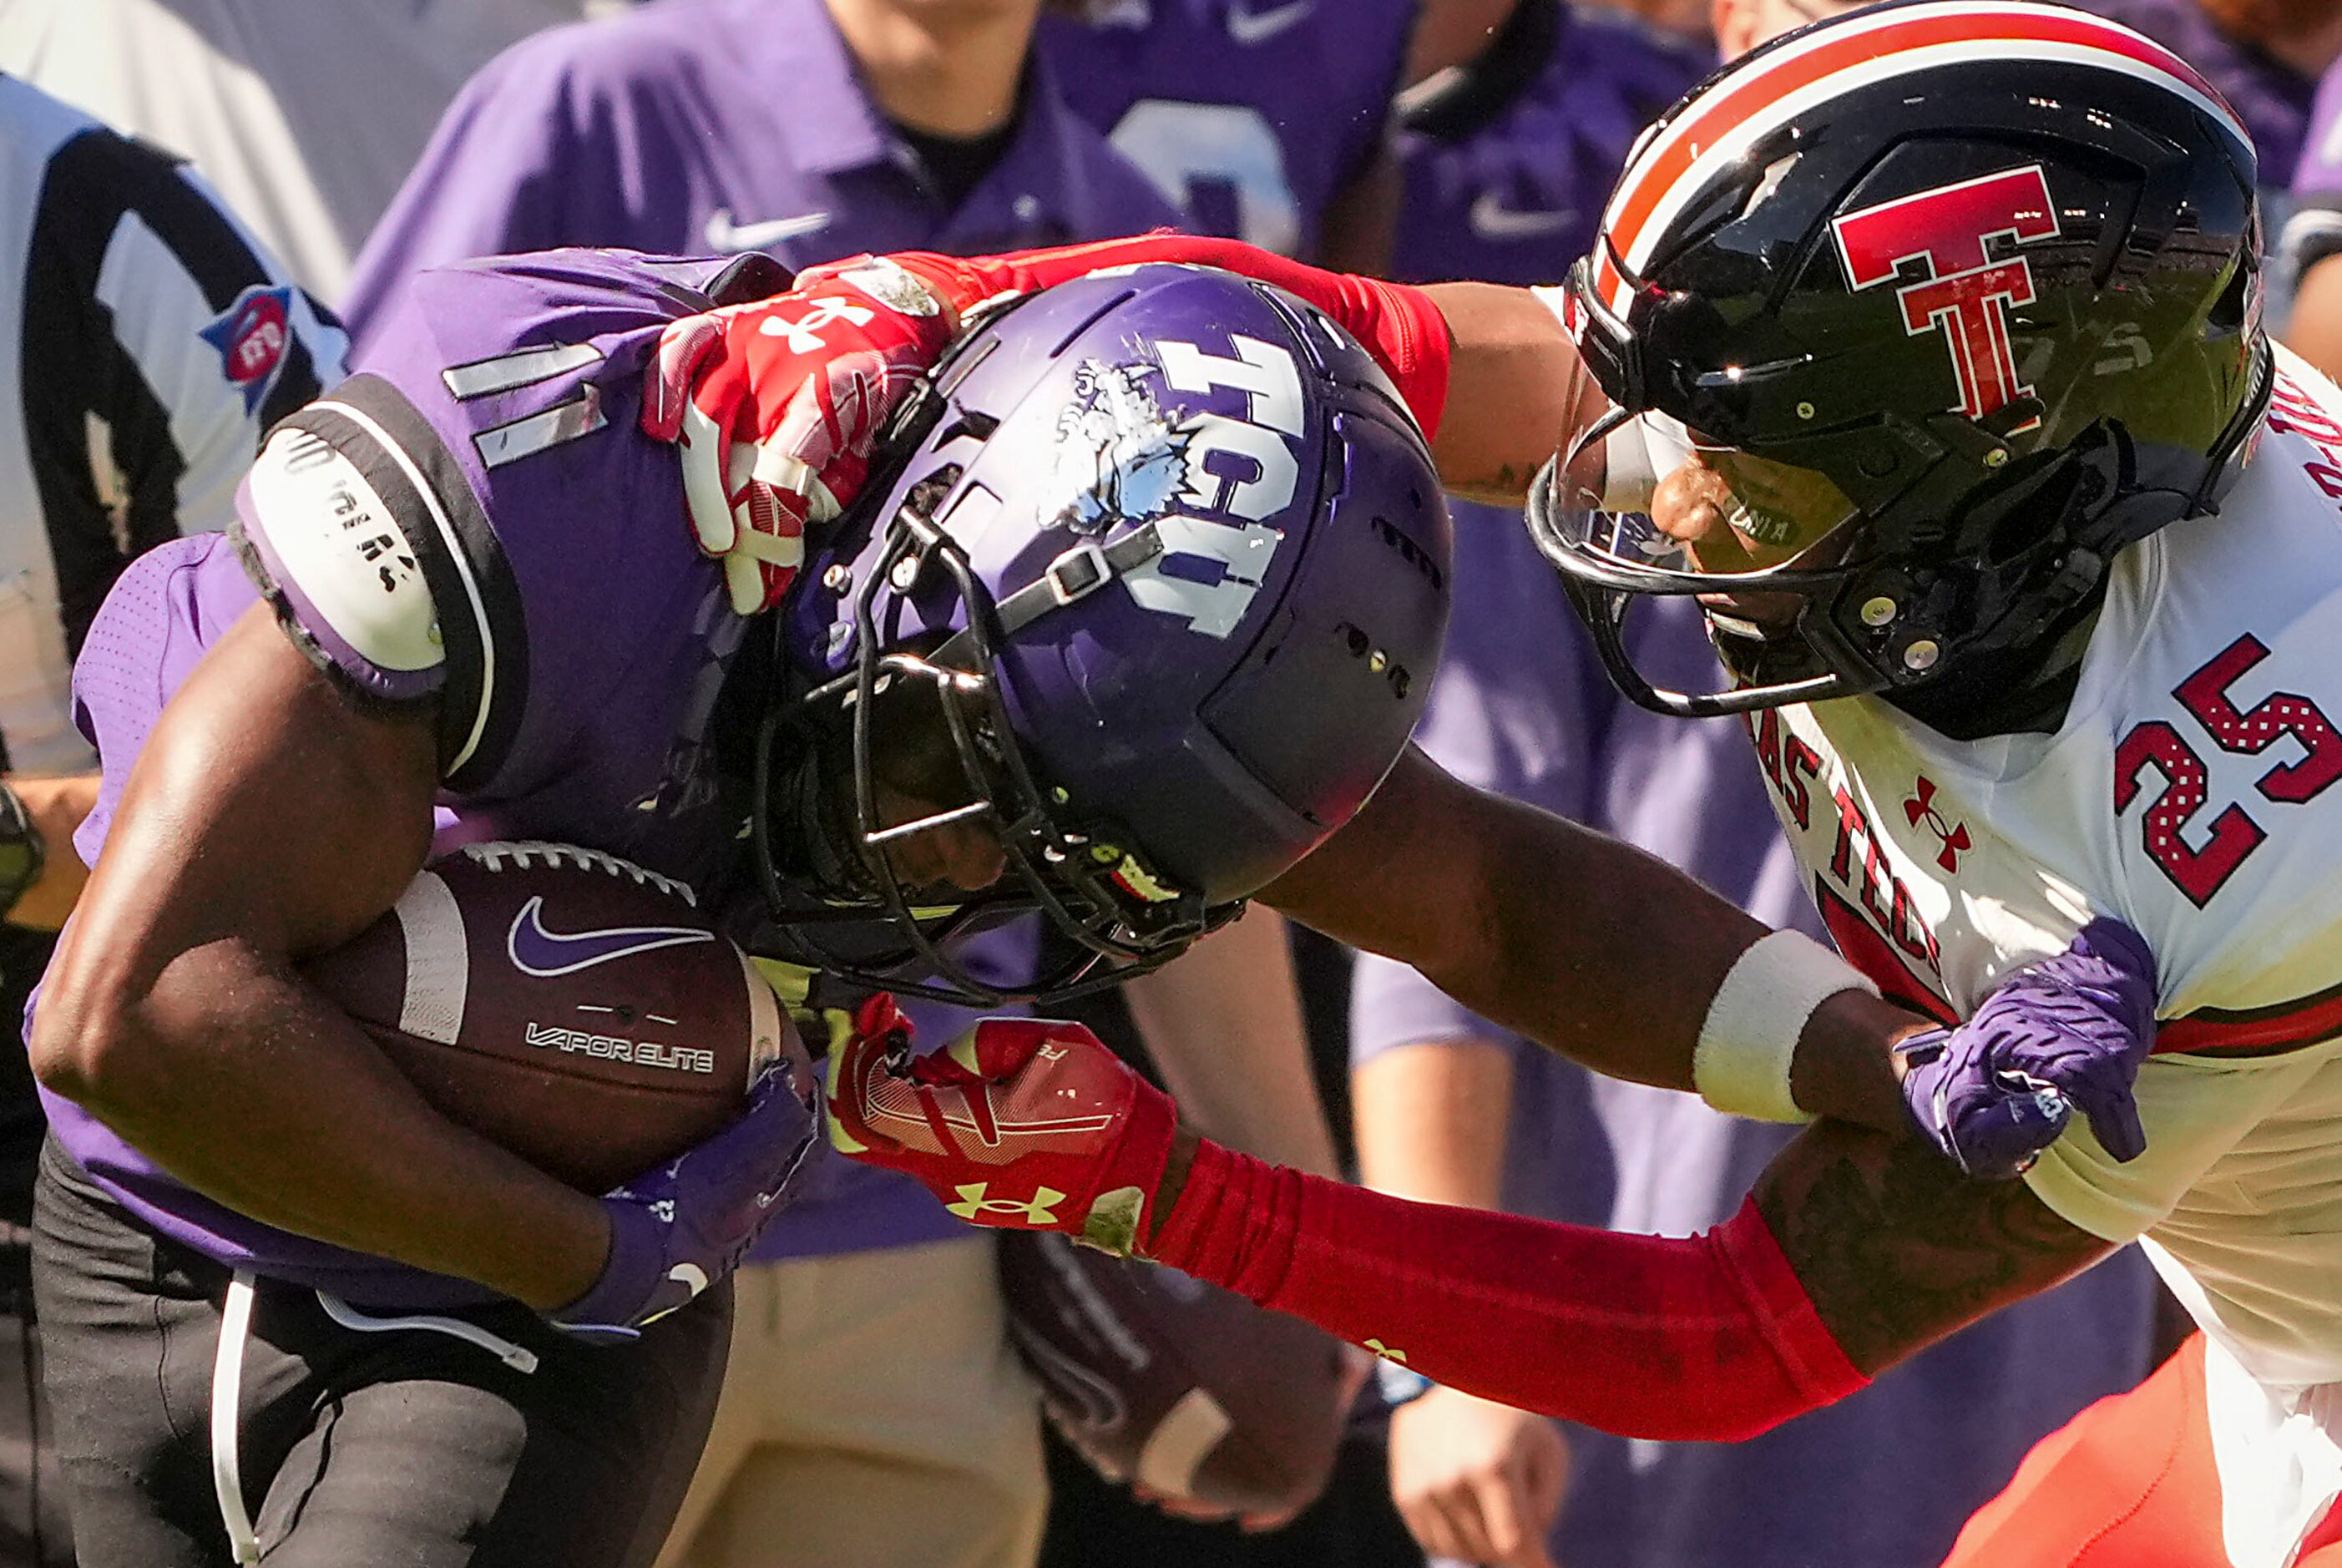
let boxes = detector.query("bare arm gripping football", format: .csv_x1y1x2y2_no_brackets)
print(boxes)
28,607,617,1309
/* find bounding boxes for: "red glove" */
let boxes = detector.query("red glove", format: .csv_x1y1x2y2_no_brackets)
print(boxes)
640,261,963,615
824,994,1181,1256
796,236,1454,438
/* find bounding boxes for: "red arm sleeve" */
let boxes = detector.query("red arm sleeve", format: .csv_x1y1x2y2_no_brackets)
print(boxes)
1148,1140,1869,1442
806,236,1454,439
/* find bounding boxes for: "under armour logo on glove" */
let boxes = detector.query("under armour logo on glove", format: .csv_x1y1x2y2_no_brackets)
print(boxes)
640,265,960,615
760,297,875,353
825,994,1182,1256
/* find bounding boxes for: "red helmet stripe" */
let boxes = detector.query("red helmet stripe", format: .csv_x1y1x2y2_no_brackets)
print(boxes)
1594,2,2248,313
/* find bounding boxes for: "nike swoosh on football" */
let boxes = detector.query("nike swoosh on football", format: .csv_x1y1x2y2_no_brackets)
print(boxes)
702,208,833,253
1227,0,1313,43
507,897,717,978
1468,192,1576,240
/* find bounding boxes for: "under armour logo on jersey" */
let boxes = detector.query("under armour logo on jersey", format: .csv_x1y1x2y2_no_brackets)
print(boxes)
1904,776,1972,873
760,297,876,353
948,1181,1065,1225
1830,165,2060,432
1363,1339,1409,1363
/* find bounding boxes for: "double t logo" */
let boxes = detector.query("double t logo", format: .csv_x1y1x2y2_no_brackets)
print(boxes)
1830,165,2061,432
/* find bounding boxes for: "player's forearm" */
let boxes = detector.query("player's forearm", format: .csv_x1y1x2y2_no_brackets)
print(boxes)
1439,828,1921,1130
1418,281,1581,503
3,771,99,931
1350,1039,1515,1206
31,605,610,1308
1150,1135,1869,1440
1270,751,1920,1133
33,940,610,1308
1124,903,1340,1176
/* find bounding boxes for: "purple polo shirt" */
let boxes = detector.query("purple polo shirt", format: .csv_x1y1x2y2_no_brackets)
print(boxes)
1389,0,1711,289
1034,0,1415,257
342,0,1186,1263
346,0,1186,343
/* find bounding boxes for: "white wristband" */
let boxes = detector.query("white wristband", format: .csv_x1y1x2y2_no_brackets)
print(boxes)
1692,931,1879,1123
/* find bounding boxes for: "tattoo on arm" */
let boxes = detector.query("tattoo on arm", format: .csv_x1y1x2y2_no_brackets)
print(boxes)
1755,1119,2117,1373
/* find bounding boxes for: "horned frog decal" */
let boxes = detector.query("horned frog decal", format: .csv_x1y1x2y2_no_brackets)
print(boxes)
1046,360,1198,537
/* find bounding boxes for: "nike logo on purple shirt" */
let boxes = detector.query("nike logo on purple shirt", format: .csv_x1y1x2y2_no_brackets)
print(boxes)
506,897,717,978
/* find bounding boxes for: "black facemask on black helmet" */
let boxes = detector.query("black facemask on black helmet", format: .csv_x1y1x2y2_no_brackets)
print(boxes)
1530,0,2272,729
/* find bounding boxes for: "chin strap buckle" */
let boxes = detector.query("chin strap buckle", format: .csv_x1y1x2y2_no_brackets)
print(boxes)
992,524,1168,636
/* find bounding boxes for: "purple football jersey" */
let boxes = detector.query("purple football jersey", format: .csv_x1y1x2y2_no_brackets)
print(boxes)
1349,513,2157,1568
1034,0,1416,257
1389,0,1712,289
346,0,1184,347
47,249,781,1305
346,0,1192,1262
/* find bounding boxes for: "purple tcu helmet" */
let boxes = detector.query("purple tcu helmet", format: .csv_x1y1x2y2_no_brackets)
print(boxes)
749,263,1451,1002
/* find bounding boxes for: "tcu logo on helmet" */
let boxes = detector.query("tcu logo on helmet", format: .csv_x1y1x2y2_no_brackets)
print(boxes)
1831,165,2061,432
1043,336,1303,639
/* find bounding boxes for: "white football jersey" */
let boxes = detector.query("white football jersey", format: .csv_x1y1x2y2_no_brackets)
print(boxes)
1750,346,2342,1562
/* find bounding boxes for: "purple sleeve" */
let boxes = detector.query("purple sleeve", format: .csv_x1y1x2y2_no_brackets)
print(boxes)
1349,949,1510,1066
235,250,729,805
68,535,264,870
2300,65,2342,200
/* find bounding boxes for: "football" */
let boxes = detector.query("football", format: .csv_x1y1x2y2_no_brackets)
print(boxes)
998,1231,1348,1515
303,840,790,1194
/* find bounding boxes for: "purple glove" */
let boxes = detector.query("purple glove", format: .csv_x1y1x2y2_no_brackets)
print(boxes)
549,1067,819,1337
1895,918,2157,1180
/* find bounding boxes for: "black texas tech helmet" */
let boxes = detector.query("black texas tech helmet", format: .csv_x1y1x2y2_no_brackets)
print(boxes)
1533,0,2269,721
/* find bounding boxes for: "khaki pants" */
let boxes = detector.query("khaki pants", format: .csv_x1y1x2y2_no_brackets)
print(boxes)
656,1236,1046,1568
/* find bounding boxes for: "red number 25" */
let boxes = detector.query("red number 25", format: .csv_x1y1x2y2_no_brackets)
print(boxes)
2114,635,2342,906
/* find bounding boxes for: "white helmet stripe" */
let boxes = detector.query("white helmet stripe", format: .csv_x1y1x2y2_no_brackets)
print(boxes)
1593,0,2250,316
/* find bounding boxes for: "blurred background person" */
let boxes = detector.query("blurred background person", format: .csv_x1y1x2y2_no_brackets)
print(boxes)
1031,0,1420,267
1343,3,2162,1564
2281,58,2342,377
348,0,1174,331
338,5,1357,1565
0,0,628,303
2074,0,2342,331
2073,0,2342,193
0,70,344,1564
